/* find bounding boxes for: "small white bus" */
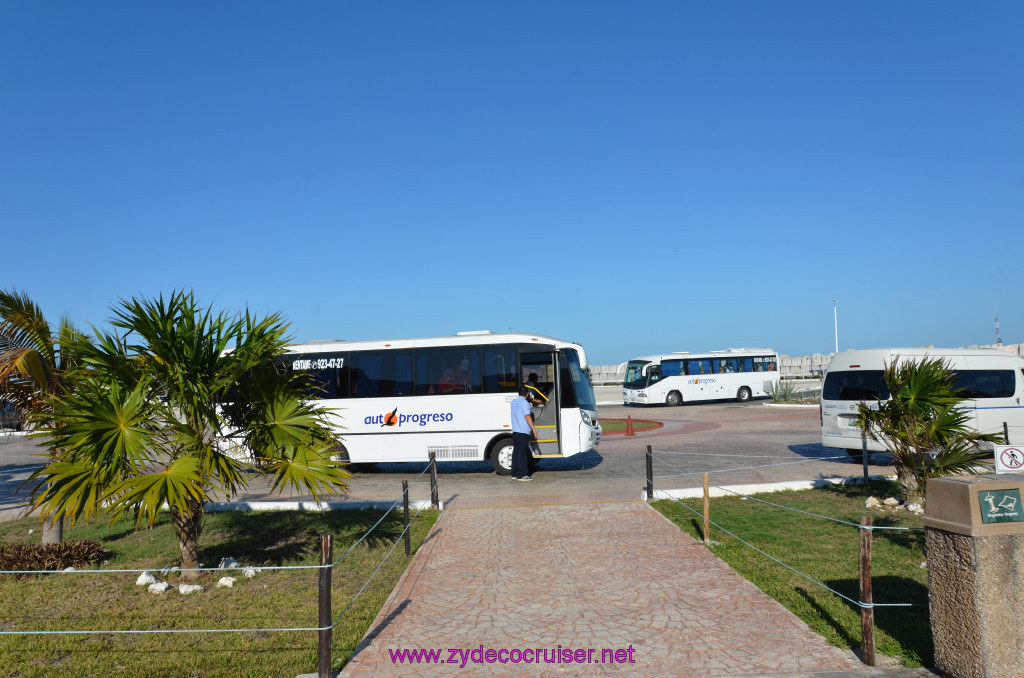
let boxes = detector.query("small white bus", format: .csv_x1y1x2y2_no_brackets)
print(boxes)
820,348,1024,459
282,331,601,475
622,349,780,406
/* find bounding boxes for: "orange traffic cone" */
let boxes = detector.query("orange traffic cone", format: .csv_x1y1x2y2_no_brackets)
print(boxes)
625,415,635,436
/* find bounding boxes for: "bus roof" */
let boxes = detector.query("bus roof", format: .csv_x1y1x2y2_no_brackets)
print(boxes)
628,348,778,363
285,332,590,366
826,347,1024,370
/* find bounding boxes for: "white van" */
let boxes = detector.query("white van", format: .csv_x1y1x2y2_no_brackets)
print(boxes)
820,348,1024,459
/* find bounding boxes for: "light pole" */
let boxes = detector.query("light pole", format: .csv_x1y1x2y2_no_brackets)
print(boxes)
833,299,839,354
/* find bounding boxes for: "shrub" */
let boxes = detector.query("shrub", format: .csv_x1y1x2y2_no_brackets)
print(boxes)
765,380,798,403
0,540,108,578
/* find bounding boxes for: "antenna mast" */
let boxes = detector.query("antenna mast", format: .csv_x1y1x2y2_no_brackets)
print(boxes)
995,309,1002,346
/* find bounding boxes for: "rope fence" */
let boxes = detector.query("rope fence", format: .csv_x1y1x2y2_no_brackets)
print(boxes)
643,445,926,667
0,454,444,678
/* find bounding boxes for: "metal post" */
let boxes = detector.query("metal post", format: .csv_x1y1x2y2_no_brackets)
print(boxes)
646,445,654,502
318,533,333,678
861,429,869,484
833,299,839,354
402,480,411,558
1005,421,1011,445
702,473,710,544
429,451,439,510
859,517,875,666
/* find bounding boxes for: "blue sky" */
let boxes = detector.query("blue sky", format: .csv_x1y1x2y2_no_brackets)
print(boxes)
2,2,1021,365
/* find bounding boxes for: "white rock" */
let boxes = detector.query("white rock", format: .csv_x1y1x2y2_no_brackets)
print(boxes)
865,497,881,508
243,567,261,579
217,576,237,588
178,584,204,595
62,567,75,572
907,502,925,515
149,582,172,594
136,571,158,586
28,529,34,535
919,561,928,569
219,557,239,569
883,497,900,507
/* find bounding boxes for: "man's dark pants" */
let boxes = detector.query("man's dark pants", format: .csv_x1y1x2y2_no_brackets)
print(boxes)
511,432,531,478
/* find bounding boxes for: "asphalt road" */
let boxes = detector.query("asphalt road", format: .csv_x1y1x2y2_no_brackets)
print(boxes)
0,394,895,518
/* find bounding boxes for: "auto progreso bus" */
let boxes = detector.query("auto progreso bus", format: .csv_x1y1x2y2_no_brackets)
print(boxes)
621,349,780,406
281,331,601,475
820,348,1024,459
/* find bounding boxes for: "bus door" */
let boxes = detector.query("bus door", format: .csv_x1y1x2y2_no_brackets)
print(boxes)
520,352,561,456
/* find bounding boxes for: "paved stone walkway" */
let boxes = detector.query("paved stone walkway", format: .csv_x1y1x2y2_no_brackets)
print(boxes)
339,501,882,677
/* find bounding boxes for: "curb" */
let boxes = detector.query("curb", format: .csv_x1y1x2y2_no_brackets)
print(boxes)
643,475,899,501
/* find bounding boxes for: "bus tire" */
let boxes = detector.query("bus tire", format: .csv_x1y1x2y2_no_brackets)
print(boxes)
489,438,514,476
666,391,682,407
333,445,370,473
846,448,865,462
736,387,752,403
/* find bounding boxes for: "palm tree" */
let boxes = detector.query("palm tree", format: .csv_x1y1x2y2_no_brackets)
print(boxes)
0,289,78,544
856,356,1000,504
28,291,350,579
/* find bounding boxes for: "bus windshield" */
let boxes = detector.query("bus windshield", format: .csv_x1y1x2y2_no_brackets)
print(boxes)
561,349,597,411
623,360,650,389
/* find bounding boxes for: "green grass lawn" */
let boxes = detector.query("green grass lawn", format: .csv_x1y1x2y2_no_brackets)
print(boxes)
599,418,662,434
0,507,438,678
653,479,932,667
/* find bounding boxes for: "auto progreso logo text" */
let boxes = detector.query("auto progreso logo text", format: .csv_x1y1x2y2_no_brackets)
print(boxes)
365,407,454,428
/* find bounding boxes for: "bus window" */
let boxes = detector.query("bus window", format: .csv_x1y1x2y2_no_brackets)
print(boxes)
954,370,1016,398
822,371,890,401
623,361,650,388
414,348,481,395
482,346,518,393
352,351,413,397
286,353,347,400
662,360,683,377
715,358,737,374
686,359,712,375
739,358,753,373
559,348,597,411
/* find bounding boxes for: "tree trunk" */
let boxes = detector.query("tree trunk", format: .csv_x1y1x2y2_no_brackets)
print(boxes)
41,515,63,545
895,464,924,505
171,498,205,582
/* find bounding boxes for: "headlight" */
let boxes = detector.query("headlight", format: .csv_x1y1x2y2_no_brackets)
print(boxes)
580,410,593,427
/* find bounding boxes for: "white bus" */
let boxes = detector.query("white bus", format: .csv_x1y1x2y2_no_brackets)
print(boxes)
820,348,1024,459
622,349,780,406
282,331,601,475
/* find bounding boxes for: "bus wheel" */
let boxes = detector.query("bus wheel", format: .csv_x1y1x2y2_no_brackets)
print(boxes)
736,387,752,402
846,448,865,462
666,391,682,407
490,438,514,476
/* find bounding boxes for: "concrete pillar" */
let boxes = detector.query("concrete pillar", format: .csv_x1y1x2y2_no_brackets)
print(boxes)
923,475,1024,677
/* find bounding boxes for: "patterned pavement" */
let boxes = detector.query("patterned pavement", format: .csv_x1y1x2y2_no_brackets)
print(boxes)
339,501,880,677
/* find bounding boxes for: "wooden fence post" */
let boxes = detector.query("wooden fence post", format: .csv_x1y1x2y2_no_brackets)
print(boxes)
318,533,333,678
859,516,875,666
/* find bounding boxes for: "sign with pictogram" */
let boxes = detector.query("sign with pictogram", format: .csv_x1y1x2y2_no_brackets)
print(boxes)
994,446,1024,474
978,488,1024,524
